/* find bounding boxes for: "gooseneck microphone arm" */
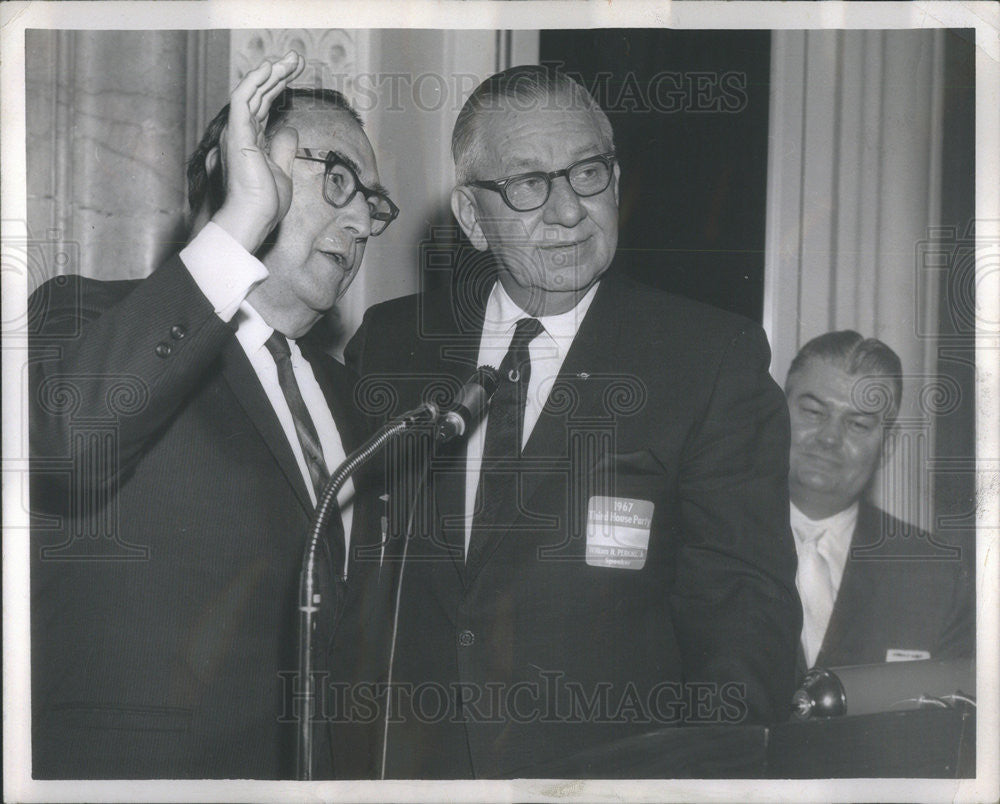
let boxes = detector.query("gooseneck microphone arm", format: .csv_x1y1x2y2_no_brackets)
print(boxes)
296,400,438,781
296,365,501,780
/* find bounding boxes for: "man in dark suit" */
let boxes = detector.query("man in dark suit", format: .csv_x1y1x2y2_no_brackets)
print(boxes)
784,331,974,672
29,52,397,778
342,65,800,779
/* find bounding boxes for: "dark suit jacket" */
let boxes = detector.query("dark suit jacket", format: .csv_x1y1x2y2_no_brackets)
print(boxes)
805,501,975,671
343,273,801,778
29,257,374,779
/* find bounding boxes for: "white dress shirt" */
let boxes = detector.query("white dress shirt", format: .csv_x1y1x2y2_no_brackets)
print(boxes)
791,501,858,666
179,222,354,575
463,279,600,555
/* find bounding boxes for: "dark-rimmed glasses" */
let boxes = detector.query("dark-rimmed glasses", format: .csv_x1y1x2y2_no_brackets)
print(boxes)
468,152,616,212
295,149,400,236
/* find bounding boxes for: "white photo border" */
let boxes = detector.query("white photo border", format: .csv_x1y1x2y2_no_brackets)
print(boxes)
3,2,997,802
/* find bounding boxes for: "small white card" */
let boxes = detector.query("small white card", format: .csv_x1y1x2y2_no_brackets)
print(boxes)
886,649,931,662
585,496,654,570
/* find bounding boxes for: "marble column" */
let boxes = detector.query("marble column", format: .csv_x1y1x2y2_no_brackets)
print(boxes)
26,30,228,285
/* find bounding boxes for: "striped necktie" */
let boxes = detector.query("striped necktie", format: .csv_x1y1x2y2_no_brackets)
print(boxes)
264,332,331,502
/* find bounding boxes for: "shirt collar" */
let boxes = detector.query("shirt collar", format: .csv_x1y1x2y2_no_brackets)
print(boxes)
232,300,274,355
483,279,600,359
232,301,306,366
790,501,858,594
790,501,859,536
790,499,858,560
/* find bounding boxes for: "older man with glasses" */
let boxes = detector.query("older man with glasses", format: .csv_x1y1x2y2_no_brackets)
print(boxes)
344,65,800,779
30,53,397,779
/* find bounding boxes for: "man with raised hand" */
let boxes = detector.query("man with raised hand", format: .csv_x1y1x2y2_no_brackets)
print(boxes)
30,52,397,778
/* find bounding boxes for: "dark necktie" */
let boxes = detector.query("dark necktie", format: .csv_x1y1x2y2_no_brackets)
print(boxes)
264,332,346,583
468,317,544,564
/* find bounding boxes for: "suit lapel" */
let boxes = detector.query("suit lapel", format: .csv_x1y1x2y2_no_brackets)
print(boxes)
525,276,623,459
300,340,363,454
816,503,884,667
406,284,486,587
219,335,314,514
299,341,369,578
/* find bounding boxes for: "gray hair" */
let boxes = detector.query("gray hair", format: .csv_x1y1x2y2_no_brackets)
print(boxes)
786,330,904,426
452,65,615,184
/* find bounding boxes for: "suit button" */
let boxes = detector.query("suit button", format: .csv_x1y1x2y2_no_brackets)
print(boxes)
458,630,475,647
170,325,186,340
155,342,172,358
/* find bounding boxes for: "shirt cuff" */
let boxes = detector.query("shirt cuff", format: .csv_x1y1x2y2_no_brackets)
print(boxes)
179,221,269,322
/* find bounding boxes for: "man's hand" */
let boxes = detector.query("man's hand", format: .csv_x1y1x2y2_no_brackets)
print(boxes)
212,51,306,254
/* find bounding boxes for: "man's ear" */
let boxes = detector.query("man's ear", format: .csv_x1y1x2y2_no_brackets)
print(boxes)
451,186,488,252
205,146,220,176
611,160,621,206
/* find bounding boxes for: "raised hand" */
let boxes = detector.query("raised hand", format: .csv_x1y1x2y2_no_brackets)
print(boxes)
212,51,306,254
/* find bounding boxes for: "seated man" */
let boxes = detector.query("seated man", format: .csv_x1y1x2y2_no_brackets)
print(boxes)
785,331,974,670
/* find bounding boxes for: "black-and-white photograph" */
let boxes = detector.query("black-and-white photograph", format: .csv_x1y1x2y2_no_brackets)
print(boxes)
3,2,997,802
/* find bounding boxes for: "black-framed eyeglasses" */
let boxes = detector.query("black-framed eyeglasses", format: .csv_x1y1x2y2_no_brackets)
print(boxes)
294,149,400,236
468,152,617,212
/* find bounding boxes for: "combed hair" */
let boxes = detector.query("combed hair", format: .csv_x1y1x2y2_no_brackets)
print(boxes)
186,87,362,218
451,65,615,184
786,330,904,425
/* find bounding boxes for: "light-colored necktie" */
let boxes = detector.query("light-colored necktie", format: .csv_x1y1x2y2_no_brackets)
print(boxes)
796,526,836,668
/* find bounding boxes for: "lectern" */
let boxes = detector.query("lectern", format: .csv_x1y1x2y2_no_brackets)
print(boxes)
524,661,975,779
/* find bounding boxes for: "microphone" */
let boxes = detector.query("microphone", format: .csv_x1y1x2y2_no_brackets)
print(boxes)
296,396,438,780
791,658,975,719
297,373,493,778
435,365,501,442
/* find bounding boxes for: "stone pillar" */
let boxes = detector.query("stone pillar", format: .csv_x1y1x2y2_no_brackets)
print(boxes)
26,30,229,286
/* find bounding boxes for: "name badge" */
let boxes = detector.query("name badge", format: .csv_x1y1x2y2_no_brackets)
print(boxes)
886,649,931,662
586,496,653,570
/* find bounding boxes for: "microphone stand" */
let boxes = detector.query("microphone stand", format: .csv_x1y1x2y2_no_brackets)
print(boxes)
295,401,438,781
294,364,500,779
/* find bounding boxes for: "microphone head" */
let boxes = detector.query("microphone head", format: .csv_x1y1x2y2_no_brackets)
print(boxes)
434,366,502,443
791,667,847,720
476,365,501,397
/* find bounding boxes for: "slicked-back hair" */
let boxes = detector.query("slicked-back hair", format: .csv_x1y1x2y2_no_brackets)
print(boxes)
786,330,904,426
186,87,362,219
452,65,615,185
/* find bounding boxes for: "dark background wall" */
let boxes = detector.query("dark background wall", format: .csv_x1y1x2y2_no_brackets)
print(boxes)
934,29,977,557
540,29,772,323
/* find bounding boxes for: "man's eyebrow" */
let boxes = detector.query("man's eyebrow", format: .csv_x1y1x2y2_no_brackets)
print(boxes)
797,392,827,405
501,157,538,174
502,145,609,175
324,149,358,173
329,150,391,196
568,143,608,160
